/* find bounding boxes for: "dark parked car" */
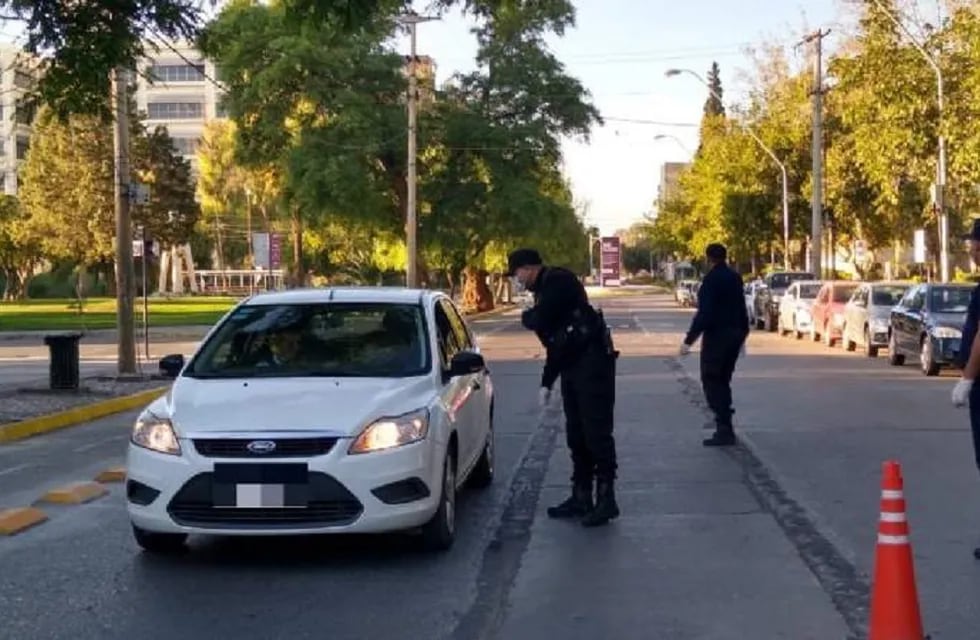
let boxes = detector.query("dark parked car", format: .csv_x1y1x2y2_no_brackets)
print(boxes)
888,282,972,376
754,271,817,331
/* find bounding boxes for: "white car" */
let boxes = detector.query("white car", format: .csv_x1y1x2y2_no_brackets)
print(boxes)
126,287,494,553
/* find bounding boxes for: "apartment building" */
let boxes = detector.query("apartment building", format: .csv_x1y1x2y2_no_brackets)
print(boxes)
657,161,690,205
133,41,224,174
0,44,39,195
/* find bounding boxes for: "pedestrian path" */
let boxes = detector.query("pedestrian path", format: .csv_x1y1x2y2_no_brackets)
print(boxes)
493,353,851,640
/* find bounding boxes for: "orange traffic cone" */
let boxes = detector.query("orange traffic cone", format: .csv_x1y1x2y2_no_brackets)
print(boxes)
869,460,926,640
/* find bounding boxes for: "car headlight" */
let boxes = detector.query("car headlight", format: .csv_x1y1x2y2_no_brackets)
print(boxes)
931,326,962,339
870,318,889,331
349,408,429,454
131,413,181,456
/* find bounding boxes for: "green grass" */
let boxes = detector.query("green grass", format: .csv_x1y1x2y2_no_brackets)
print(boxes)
0,297,239,332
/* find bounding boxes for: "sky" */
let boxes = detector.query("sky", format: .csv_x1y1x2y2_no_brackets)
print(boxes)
0,0,881,236
398,0,851,235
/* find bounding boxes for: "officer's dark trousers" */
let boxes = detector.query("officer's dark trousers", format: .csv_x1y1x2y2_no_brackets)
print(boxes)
699,329,745,432
560,344,618,485
968,383,980,472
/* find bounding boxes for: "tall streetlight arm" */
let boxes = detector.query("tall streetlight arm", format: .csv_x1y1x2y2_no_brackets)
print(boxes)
666,67,791,269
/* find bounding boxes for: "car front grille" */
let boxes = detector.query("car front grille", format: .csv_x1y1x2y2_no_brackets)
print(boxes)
167,472,363,529
192,437,338,458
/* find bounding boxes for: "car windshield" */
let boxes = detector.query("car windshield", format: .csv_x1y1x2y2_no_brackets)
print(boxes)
872,286,908,306
832,285,858,303
930,287,972,313
769,273,816,290
798,284,822,299
185,302,431,379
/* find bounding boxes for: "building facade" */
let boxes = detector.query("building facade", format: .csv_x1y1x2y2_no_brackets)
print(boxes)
0,45,39,195
657,161,690,205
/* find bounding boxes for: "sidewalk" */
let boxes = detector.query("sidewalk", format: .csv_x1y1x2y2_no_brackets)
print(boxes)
493,354,851,640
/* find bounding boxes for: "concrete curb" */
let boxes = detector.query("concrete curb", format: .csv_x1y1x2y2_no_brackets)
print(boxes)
0,386,169,444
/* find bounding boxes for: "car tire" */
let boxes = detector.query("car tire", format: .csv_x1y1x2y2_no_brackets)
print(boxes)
844,326,856,352
920,336,940,376
794,317,802,340
810,324,819,342
421,448,457,552
824,323,835,347
889,332,905,366
132,524,187,554
865,327,878,358
467,414,494,490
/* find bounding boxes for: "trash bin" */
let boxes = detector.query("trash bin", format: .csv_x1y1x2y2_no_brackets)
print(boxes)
43,332,82,390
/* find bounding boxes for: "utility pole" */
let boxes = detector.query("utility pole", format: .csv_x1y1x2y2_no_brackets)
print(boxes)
800,29,831,278
400,11,438,289
112,67,136,375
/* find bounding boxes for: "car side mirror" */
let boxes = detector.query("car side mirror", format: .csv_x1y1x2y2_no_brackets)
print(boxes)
159,354,185,378
448,351,485,378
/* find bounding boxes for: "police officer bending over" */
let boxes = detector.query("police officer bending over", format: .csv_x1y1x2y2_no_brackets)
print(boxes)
680,243,749,447
507,248,620,527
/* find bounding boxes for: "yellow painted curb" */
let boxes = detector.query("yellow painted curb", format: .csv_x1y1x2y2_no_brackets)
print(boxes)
40,481,109,505
95,467,127,483
0,386,169,444
0,507,48,535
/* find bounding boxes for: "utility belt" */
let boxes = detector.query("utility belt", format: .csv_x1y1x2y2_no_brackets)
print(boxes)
548,306,619,359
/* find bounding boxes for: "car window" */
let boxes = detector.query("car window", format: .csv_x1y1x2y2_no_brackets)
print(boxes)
872,286,908,306
434,303,463,368
798,283,821,299
929,286,972,313
185,302,431,379
909,288,925,310
832,285,858,303
440,299,473,351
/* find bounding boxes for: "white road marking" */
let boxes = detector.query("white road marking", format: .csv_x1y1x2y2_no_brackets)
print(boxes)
0,463,30,477
73,435,126,453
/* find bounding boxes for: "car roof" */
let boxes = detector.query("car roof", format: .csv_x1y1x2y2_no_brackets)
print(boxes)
240,287,445,307
867,280,912,287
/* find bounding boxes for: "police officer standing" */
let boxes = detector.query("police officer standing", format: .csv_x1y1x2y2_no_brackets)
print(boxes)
951,219,980,558
679,243,749,447
507,248,620,527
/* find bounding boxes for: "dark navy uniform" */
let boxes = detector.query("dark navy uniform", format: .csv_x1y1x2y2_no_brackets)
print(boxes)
683,257,749,445
958,280,980,472
508,248,620,527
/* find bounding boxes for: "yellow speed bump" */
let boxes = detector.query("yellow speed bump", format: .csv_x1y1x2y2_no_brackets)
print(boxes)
95,467,126,483
41,481,109,505
0,507,48,535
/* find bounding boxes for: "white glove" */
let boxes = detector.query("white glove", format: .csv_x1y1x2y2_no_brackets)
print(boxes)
539,387,552,408
679,343,691,357
952,377,973,408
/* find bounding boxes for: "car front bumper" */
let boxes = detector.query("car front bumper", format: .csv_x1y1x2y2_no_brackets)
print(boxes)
126,435,445,536
930,336,961,364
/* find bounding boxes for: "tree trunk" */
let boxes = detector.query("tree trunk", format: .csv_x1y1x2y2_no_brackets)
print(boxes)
461,266,494,313
446,269,457,299
290,208,304,288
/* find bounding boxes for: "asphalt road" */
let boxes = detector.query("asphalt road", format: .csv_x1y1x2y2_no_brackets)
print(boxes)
1,292,977,639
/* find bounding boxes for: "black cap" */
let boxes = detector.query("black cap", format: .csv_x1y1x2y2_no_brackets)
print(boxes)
965,218,980,241
506,248,542,276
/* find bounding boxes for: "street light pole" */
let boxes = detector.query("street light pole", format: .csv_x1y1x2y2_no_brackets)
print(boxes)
399,11,438,289
871,0,948,282
666,68,791,270
653,133,693,155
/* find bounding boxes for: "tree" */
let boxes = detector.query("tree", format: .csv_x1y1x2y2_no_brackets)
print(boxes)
0,196,40,300
704,61,725,118
132,125,199,248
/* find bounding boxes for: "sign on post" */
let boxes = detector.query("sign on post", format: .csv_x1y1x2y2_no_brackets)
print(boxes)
600,236,621,287
854,239,866,263
270,233,283,270
913,229,926,264
252,232,270,269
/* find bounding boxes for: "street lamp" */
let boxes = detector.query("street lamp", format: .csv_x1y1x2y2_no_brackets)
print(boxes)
398,11,439,288
666,67,791,270
870,0,949,282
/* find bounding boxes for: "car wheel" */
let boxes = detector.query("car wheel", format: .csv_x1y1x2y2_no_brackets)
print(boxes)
824,323,835,347
844,326,856,352
889,332,905,366
421,448,457,552
810,324,819,342
467,413,494,489
920,336,940,376
794,317,802,340
865,327,878,358
132,525,187,554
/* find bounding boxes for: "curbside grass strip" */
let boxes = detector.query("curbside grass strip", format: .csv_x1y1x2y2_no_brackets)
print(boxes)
0,386,169,445
0,507,48,535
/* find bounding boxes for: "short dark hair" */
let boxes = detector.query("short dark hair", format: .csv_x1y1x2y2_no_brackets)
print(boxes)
705,243,727,262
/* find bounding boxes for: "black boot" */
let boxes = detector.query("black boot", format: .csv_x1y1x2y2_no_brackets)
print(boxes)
581,479,619,527
547,482,593,519
702,431,736,447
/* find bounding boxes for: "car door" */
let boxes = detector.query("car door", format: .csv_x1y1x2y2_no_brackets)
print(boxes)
813,285,830,336
779,283,797,329
897,286,923,352
845,285,867,345
433,301,473,465
438,298,484,471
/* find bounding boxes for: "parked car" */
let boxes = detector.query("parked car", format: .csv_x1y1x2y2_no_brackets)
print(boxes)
776,280,823,338
744,279,767,327
126,287,494,553
676,280,698,307
841,281,911,357
889,282,972,375
810,280,861,346
754,271,818,331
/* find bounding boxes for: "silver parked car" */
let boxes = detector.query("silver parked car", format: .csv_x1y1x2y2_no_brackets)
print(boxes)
777,280,823,338
841,281,911,357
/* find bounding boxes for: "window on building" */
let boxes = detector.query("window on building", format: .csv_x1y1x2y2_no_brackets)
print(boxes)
16,136,29,160
147,102,205,120
13,70,32,89
148,64,205,83
171,137,200,156
15,103,35,126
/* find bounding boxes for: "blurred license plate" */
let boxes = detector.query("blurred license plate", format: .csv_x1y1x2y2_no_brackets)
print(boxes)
212,463,309,509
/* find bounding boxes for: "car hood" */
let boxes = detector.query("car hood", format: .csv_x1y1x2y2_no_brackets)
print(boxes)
156,375,435,436
868,306,892,321
929,311,966,329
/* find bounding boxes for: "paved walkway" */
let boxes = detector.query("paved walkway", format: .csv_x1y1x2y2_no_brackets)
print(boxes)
493,350,851,639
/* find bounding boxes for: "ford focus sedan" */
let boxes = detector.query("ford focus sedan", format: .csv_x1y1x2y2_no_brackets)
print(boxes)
126,288,494,553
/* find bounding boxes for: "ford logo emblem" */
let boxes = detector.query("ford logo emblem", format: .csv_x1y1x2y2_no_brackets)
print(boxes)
246,440,277,454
